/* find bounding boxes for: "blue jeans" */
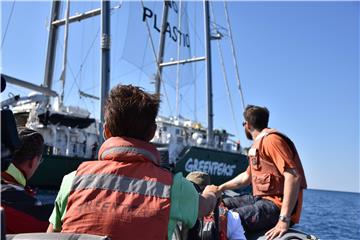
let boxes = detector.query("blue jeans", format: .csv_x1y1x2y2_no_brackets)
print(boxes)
223,194,280,233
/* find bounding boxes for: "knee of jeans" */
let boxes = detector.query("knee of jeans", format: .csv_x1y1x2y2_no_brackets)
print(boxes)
223,198,235,209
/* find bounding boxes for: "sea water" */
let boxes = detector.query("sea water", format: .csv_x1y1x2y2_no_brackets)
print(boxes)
294,189,360,239
38,189,360,239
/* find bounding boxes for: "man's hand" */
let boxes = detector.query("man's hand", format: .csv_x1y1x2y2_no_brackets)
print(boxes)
203,185,221,199
218,184,225,192
264,220,289,240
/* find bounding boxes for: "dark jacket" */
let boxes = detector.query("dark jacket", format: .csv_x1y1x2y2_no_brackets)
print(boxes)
1,169,53,234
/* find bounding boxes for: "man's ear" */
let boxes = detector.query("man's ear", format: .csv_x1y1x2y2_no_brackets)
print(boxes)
103,123,112,140
28,156,38,170
246,121,253,131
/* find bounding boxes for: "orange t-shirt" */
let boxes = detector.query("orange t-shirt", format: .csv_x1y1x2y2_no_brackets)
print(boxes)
247,132,307,223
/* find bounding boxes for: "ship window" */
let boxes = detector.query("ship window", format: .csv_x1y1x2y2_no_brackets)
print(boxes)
163,126,167,131
175,129,180,135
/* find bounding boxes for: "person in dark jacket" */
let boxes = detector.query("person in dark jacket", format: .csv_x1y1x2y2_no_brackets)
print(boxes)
1,128,53,233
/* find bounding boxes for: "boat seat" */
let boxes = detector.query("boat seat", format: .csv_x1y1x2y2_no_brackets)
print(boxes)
6,233,110,240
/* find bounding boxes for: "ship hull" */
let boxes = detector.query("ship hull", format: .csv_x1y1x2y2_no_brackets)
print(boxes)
29,146,249,191
28,154,93,189
174,146,249,188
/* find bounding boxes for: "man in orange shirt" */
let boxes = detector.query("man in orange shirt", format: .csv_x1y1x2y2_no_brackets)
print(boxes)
218,105,307,240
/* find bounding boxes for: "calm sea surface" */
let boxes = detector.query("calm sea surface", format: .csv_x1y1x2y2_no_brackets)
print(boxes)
38,189,360,240
294,189,360,240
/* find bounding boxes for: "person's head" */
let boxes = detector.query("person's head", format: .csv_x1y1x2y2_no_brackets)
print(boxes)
104,84,160,141
243,105,269,140
12,128,44,179
186,171,211,192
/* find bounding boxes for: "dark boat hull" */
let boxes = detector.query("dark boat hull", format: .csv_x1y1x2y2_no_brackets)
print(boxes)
28,154,93,189
29,146,249,190
174,146,249,187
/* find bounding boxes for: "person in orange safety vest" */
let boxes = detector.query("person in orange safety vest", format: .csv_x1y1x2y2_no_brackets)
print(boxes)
47,84,221,240
217,105,307,240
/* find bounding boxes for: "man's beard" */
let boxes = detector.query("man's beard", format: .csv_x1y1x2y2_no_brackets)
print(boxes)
245,128,253,140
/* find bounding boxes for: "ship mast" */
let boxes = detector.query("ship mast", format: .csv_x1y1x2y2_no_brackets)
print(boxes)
154,1,170,96
154,0,215,147
204,0,214,147
59,0,71,108
43,1,61,105
99,0,111,142
43,0,108,141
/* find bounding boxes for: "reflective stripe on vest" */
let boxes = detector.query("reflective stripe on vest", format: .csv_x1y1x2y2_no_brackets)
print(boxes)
100,146,158,164
71,173,171,198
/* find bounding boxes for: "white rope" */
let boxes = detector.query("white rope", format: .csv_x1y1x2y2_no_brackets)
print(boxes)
1,0,16,49
224,0,246,110
175,0,183,117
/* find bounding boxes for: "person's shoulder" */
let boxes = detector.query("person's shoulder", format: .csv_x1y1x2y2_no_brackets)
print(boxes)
157,165,173,176
63,171,76,181
263,131,288,145
58,171,76,193
172,172,186,186
1,182,23,192
172,172,198,195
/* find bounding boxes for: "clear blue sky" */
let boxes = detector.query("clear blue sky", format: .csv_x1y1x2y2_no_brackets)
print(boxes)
1,1,359,193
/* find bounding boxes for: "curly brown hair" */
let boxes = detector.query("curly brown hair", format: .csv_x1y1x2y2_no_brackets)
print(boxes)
104,84,160,140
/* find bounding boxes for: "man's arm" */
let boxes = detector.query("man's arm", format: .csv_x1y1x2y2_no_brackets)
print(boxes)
218,171,251,192
265,168,301,240
198,185,221,218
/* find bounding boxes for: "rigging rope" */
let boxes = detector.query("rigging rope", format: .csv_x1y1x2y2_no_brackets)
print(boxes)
224,0,246,110
193,2,197,121
210,2,240,137
63,27,100,102
1,0,16,49
175,0,183,117
161,71,174,116
137,30,151,85
62,2,121,103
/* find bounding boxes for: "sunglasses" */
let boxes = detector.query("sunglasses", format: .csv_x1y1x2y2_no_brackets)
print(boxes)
242,121,247,127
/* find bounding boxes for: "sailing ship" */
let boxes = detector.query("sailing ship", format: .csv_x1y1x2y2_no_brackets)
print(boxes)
2,2,321,240
2,0,248,189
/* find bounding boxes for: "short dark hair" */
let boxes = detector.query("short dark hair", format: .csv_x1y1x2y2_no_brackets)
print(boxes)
243,105,269,130
12,128,44,164
104,84,160,140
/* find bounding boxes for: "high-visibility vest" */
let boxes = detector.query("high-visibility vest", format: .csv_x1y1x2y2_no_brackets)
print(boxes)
62,136,173,240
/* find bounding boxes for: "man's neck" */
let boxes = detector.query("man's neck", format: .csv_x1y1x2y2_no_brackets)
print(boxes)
252,128,268,142
251,130,261,141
